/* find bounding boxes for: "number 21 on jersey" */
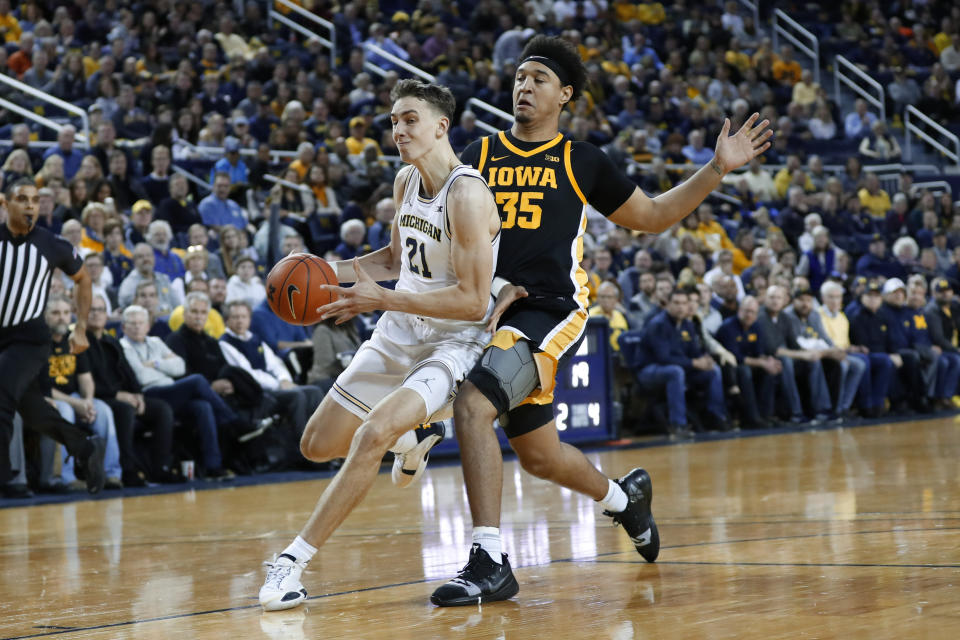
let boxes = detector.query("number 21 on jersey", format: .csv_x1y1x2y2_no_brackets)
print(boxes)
405,237,433,278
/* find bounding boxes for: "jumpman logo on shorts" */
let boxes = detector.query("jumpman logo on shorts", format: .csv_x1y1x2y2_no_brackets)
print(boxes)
415,377,436,392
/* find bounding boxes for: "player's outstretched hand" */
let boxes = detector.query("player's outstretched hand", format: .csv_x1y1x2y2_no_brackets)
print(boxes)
317,258,386,324
485,283,528,333
713,113,772,175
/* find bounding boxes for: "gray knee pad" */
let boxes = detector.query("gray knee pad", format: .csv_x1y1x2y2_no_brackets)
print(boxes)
471,340,540,413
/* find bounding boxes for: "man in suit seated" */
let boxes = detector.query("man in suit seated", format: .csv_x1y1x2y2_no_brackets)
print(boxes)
717,296,782,429
849,281,901,417
636,288,728,438
880,277,934,413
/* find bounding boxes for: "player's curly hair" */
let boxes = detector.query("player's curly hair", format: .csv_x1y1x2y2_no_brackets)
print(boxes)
390,79,456,122
519,35,587,100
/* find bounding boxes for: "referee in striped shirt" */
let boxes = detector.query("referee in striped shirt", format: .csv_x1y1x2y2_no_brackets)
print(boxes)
0,178,105,493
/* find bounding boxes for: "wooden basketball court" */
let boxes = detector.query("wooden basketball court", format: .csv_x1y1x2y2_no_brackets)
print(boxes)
2,418,958,639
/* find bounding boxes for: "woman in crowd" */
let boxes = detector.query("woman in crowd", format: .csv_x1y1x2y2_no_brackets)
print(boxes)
34,154,64,189
1,149,33,185
80,202,109,254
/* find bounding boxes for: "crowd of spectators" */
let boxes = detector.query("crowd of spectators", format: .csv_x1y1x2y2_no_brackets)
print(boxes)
2,0,960,495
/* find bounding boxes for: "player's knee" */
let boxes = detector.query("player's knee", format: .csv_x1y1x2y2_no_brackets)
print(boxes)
300,423,345,462
453,382,499,426
300,430,331,462
351,417,400,458
516,447,557,481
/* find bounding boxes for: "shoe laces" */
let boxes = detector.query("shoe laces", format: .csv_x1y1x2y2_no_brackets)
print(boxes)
602,487,639,526
263,558,296,589
453,545,489,584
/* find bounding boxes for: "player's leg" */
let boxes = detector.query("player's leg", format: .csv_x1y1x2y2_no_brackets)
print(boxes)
261,360,455,611
507,406,609,497
298,387,429,546
449,380,503,526
391,348,481,488
506,408,660,563
431,340,539,607
298,390,363,462
299,339,393,462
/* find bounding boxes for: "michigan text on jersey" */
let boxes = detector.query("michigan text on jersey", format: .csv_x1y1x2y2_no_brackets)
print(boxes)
397,213,442,242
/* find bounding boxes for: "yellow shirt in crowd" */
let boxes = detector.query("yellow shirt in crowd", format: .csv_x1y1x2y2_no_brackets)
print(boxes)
168,306,226,338
0,12,21,43
773,168,815,198
345,136,381,156
858,187,892,218
818,308,850,349
695,220,735,253
588,305,629,352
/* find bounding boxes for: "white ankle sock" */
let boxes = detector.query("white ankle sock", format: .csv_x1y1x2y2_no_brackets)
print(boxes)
389,429,418,454
472,526,502,564
281,536,317,564
598,479,628,513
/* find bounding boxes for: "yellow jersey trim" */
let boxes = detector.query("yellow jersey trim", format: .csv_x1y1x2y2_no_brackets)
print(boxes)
477,135,490,174
563,140,587,204
497,131,564,158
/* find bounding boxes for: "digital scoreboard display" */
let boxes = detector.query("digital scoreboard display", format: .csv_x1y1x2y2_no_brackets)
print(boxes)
434,317,617,455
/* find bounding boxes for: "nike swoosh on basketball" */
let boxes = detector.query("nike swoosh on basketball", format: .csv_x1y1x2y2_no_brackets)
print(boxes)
490,155,508,162
286,284,300,319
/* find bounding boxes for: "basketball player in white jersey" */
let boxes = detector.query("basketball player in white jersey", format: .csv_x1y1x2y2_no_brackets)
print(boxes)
258,79,502,611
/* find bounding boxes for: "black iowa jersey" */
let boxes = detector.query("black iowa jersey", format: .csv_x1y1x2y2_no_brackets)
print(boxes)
461,130,635,313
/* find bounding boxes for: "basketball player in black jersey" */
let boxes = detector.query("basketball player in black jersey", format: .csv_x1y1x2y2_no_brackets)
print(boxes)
431,36,772,605
0,179,105,494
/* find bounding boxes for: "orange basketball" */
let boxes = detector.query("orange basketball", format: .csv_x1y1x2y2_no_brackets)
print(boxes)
265,253,338,326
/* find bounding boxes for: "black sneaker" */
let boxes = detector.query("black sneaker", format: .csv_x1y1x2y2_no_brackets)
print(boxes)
80,435,106,494
430,544,519,607
604,468,659,562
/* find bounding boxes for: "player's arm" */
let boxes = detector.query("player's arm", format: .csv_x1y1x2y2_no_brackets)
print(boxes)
68,265,92,354
330,166,411,283
318,178,497,323
608,114,772,233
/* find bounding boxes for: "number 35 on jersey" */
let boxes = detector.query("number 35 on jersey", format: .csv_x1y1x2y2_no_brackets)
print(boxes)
486,166,558,231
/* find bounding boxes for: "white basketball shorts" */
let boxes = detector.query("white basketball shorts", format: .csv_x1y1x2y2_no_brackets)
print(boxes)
330,325,485,422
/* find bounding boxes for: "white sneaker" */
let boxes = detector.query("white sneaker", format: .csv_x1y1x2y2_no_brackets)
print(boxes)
391,422,445,488
259,555,308,611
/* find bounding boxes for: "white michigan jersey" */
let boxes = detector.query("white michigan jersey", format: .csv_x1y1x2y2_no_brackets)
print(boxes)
379,164,500,346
